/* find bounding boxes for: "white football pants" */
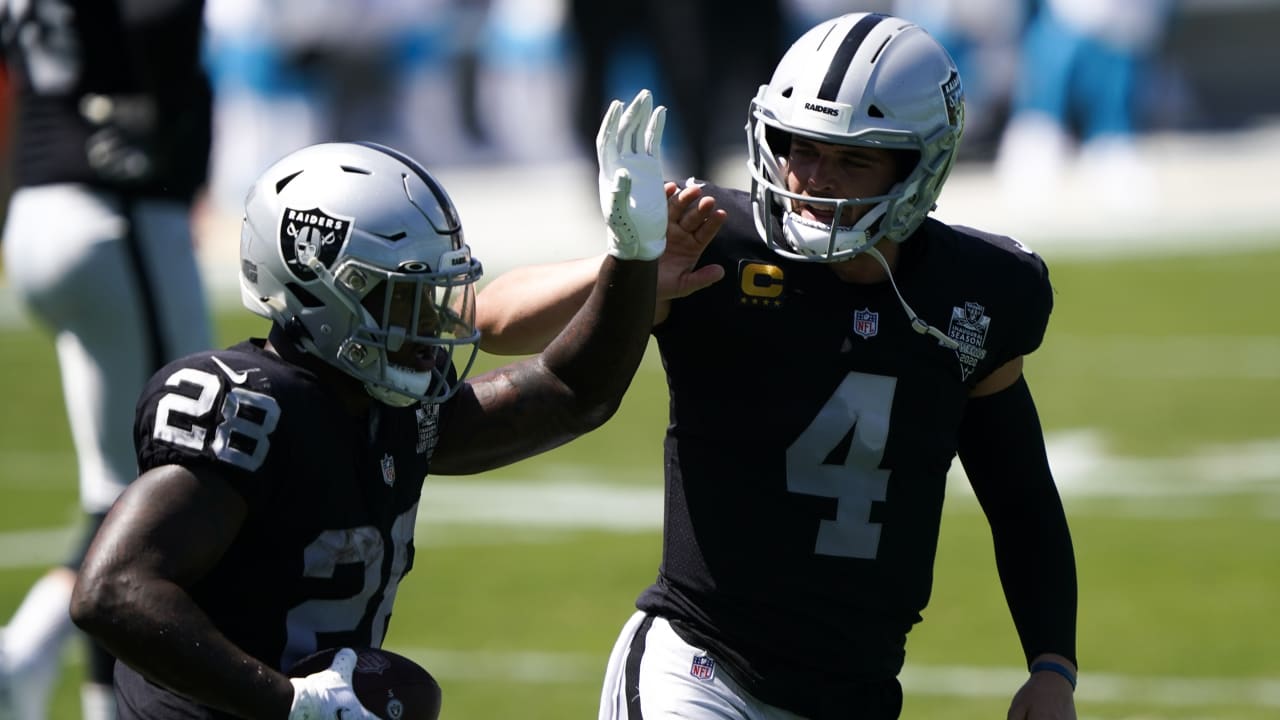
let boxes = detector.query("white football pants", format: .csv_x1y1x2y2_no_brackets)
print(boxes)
599,611,811,720
3,184,212,514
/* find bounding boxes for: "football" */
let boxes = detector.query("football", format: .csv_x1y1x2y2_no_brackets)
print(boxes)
288,647,442,720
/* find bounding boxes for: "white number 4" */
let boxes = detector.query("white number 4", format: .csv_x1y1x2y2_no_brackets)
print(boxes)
786,372,896,559
153,368,281,471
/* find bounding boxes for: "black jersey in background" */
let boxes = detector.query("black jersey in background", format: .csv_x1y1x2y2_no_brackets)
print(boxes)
0,0,211,199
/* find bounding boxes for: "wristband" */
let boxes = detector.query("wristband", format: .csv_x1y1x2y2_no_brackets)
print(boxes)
1030,660,1077,690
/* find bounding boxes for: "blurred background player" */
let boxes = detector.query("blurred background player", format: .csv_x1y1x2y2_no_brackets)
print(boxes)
200,0,474,214
891,0,1029,159
994,0,1173,210
199,0,786,211
567,0,784,182
0,1,214,718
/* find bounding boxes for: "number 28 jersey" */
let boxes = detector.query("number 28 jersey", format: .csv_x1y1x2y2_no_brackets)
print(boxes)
637,184,1054,709
122,337,439,712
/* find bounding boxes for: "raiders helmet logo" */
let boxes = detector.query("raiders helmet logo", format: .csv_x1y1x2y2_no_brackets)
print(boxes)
941,69,964,130
280,207,354,281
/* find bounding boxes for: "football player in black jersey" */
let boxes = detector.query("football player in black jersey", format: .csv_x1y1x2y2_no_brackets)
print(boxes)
474,13,1078,720
0,1,213,717
67,90,669,720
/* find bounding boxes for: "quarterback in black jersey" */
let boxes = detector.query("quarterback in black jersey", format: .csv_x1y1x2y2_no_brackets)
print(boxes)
69,91,670,720
475,14,1078,720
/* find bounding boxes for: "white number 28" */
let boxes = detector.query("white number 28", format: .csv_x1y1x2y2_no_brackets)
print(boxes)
153,368,281,471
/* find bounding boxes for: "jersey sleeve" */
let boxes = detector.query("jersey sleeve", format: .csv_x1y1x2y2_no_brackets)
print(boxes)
971,229,1055,359
133,353,284,501
1011,245,1054,358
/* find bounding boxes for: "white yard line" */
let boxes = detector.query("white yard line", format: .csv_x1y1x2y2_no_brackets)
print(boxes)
37,639,1279,709
387,646,1280,708
0,527,76,569
1044,335,1280,380
2,432,1279,571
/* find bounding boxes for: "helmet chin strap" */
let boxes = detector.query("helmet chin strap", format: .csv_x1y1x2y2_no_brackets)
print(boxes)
862,245,960,350
366,382,420,408
778,192,887,261
781,211,870,259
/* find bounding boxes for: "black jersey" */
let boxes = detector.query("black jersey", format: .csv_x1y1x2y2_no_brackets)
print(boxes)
117,338,440,718
0,0,210,198
636,183,1053,714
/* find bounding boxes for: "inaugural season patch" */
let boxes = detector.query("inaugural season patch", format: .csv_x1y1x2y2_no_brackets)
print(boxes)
280,206,353,281
947,301,990,381
415,404,440,457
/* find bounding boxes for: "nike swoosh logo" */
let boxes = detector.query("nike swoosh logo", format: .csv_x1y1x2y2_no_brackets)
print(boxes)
210,356,250,385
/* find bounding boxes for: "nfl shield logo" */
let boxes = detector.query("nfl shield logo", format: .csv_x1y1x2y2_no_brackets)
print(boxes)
853,308,879,339
380,453,396,487
690,654,715,681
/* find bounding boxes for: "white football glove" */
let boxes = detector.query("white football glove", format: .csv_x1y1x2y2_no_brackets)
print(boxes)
287,648,379,720
596,88,668,261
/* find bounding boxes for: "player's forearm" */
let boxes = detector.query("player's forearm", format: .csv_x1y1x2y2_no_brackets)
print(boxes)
959,376,1078,666
475,255,606,355
539,254,658,419
431,255,658,474
992,512,1079,667
72,575,293,718
72,465,291,716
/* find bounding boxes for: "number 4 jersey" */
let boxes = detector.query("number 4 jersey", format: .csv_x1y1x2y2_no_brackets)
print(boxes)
122,335,439,713
637,183,1054,712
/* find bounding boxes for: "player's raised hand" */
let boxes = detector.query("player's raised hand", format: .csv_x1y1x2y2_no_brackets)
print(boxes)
597,89,667,261
659,181,727,300
288,648,379,720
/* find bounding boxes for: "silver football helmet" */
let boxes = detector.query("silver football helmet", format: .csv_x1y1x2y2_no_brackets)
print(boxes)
746,13,965,262
239,141,483,406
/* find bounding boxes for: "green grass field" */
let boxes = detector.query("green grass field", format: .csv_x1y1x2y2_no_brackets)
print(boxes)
2,242,1278,719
